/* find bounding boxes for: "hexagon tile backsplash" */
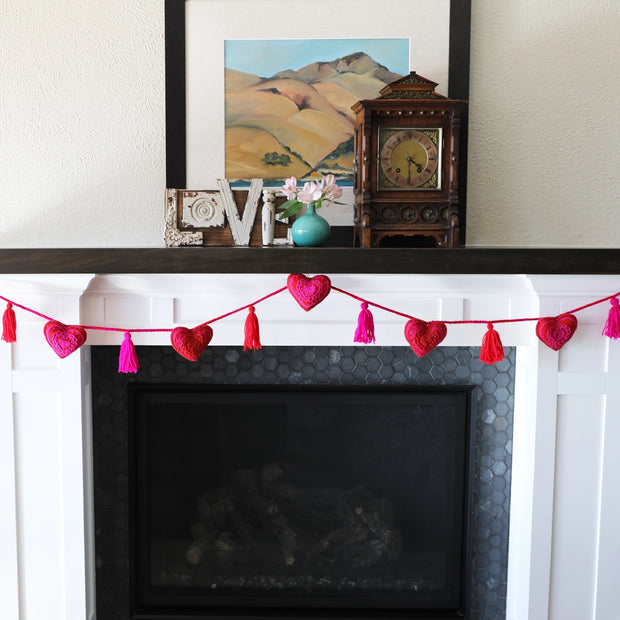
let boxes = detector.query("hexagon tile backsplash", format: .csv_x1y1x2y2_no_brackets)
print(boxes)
92,345,514,620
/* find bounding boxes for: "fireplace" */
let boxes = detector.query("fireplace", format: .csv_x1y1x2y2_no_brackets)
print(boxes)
92,344,515,620
131,384,474,617
4,271,616,620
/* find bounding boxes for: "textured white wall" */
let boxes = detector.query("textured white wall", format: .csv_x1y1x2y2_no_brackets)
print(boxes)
0,1,165,248
0,0,618,248
467,0,620,247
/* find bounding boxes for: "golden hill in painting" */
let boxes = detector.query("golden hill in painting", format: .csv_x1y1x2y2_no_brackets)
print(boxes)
225,52,402,183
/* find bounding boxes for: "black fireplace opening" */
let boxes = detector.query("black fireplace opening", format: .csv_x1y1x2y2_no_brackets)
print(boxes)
128,384,476,619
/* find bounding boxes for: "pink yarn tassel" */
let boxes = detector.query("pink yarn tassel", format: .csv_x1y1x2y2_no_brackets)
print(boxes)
118,332,139,373
243,306,262,351
2,302,16,343
603,298,620,339
479,322,505,364
354,302,375,344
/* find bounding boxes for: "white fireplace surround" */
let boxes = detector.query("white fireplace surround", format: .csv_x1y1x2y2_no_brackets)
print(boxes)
1,272,619,620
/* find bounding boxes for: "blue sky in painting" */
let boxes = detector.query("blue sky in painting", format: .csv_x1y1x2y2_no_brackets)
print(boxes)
225,38,410,78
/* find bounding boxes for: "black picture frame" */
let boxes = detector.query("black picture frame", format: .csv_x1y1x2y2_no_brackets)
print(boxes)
164,0,471,242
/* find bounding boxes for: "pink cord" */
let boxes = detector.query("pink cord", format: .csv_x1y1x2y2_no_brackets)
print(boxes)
331,286,414,320
2,285,619,335
204,286,287,325
331,287,620,325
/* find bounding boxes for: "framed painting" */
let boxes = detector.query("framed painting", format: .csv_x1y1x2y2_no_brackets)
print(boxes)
165,0,471,233
223,37,410,186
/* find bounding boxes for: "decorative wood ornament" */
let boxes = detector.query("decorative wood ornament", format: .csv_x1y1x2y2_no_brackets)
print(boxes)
404,318,448,357
261,189,276,245
164,189,204,247
287,274,332,311
217,178,262,246
181,190,225,229
165,182,292,247
536,314,578,350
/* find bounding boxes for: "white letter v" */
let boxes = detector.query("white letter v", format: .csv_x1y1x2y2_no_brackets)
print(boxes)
217,178,263,246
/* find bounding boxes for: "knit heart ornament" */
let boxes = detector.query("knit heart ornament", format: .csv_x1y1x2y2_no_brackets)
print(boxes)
287,274,331,311
536,314,578,351
44,320,87,358
404,318,448,357
171,324,213,361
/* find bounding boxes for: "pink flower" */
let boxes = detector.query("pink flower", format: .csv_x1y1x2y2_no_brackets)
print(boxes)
281,176,298,200
323,174,337,188
277,175,343,221
323,174,343,203
297,181,323,205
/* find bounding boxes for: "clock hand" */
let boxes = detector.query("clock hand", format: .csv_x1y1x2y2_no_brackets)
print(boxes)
407,156,423,174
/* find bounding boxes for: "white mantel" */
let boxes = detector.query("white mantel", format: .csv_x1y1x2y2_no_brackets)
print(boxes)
1,272,619,620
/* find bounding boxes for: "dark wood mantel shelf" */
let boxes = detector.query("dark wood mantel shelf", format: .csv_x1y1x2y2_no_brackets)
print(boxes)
0,247,619,275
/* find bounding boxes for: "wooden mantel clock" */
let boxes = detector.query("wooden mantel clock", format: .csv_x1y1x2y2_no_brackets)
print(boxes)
352,72,466,248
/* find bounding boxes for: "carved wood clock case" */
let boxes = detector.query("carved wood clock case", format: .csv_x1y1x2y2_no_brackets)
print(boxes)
352,72,466,248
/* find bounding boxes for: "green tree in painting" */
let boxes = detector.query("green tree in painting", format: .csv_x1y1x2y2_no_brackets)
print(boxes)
262,152,291,167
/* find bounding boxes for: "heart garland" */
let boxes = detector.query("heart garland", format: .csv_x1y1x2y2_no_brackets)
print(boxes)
287,274,331,311
536,314,578,351
44,320,88,358
171,324,214,361
404,318,448,357
7,278,617,371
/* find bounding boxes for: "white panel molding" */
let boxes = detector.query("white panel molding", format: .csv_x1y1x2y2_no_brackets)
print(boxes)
0,343,19,619
595,340,620,620
0,276,94,620
521,276,620,620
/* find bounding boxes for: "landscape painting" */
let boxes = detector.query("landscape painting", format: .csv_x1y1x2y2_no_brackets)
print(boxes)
224,39,409,184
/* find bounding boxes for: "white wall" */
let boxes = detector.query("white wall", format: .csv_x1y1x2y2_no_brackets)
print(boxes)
467,0,620,247
0,0,618,248
0,1,165,248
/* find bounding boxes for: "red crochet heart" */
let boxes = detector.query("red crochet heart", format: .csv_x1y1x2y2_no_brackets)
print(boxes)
171,324,213,361
44,320,87,358
536,314,578,351
404,319,447,357
287,274,331,311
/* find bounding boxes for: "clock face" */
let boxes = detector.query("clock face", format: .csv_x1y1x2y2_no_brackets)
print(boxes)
378,128,442,190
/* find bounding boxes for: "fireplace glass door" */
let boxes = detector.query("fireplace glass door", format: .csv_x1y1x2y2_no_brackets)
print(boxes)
129,385,474,618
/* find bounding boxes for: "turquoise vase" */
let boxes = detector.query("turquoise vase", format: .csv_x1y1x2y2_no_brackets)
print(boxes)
291,203,331,247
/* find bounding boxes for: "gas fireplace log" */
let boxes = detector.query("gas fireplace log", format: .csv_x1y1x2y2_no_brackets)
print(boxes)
185,465,403,570
267,512,299,566
260,462,297,501
232,469,300,565
186,522,217,565
354,501,399,546
213,531,243,569
232,469,279,517
281,488,351,532
186,495,230,565
306,526,348,561
224,497,254,546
